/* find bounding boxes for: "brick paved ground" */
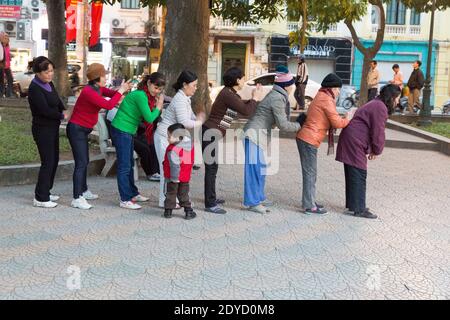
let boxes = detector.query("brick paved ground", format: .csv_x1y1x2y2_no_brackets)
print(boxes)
0,137,449,300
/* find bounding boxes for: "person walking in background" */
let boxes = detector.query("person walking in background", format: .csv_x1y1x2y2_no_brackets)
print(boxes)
154,70,206,208
163,124,196,220
243,65,300,214
367,60,380,101
0,32,14,98
294,54,308,110
28,57,66,208
406,60,425,114
336,84,401,219
296,73,350,215
202,67,264,214
67,63,130,210
110,73,163,210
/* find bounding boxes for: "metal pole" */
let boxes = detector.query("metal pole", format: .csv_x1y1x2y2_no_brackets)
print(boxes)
418,0,435,126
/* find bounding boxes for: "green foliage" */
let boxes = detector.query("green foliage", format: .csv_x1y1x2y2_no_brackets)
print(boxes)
0,109,71,165
309,0,369,33
403,0,450,12
100,0,283,23
89,0,450,25
413,122,450,139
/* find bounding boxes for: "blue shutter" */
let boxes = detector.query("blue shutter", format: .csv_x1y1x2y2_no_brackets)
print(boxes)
398,1,406,25
410,9,421,25
386,0,396,25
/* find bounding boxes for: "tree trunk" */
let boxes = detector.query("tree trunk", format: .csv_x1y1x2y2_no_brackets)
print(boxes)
46,0,70,97
159,6,167,58
359,54,374,105
345,0,385,106
158,0,211,113
300,0,307,52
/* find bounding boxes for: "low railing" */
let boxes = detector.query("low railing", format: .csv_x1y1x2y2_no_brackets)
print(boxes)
287,22,337,33
372,24,421,35
212,18,258,30
409,25,421,35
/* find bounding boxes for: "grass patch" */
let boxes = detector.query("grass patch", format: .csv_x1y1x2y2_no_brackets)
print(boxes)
0,108,71,165
412,122,450,139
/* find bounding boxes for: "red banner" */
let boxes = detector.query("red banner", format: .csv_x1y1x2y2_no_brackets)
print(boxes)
89,1,103,47
0,5,21,19
66,0,79,43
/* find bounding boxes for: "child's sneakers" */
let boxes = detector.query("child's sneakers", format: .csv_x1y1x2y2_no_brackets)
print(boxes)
184,208,197,220
163,209,172,218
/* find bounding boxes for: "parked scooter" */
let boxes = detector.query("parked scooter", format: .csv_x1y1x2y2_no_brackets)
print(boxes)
442,99,450,115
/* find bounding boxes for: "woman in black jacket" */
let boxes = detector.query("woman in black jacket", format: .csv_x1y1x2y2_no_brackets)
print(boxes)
28,56,66,208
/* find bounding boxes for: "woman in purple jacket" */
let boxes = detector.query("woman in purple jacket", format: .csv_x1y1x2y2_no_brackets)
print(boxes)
336,84,401,219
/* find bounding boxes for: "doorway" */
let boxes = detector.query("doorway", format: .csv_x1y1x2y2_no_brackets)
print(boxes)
221,43,247,85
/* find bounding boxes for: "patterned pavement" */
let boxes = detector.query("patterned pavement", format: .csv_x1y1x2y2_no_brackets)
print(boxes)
0,137,449,300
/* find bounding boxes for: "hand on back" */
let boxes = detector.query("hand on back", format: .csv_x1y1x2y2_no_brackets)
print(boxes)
252,84,264,101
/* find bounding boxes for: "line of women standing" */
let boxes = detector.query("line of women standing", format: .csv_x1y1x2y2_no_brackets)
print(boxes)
28,55,398,219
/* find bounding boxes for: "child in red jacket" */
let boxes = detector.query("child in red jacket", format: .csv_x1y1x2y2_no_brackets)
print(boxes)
163,123,196,219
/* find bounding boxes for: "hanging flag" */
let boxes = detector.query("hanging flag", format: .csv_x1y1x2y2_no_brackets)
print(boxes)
89,0,103,48
66,0,79,44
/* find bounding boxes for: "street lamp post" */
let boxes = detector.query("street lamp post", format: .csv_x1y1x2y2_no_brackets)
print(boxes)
418,0,436,126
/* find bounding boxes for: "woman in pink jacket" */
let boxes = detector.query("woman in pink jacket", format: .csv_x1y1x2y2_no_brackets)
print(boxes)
0,32,14,98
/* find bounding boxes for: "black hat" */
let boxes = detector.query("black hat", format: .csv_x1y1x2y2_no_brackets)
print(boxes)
321,73,342,88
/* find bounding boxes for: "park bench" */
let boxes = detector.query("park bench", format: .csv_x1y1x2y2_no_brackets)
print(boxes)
95,112,139,181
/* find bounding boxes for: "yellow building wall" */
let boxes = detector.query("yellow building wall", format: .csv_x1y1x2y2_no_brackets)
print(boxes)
434,42,450,107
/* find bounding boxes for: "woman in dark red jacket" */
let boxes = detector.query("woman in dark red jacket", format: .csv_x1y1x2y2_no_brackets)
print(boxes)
336,84,401,219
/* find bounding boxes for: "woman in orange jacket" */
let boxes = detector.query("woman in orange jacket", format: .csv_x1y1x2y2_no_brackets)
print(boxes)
296,73,350,215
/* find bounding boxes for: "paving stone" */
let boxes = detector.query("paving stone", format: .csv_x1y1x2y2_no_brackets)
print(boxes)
0,139,449,299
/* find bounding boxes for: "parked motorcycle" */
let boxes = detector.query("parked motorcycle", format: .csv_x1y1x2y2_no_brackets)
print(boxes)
442,99,450,115
338,86,359,110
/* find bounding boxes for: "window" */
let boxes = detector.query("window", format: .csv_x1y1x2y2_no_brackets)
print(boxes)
371,6,380,25
386,0,406,25
410,8,421,25
121,0,140,9
254,75,275,86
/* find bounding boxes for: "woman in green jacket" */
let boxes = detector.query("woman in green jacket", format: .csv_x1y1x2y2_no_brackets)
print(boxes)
111,72,165,210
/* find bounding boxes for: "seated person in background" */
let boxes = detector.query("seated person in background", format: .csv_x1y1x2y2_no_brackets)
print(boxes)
106,107,160,181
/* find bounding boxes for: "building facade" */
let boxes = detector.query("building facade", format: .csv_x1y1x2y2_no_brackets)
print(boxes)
207,10,356,87
208,17,269,87
215,1,450,107
0,0,40,72
102,1,162,80
10,1,161,81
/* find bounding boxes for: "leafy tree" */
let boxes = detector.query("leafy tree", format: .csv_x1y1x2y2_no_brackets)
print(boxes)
286,0,311,53
402,0,450,12
100,0,284,112
310,0,450,104
47,0,450,107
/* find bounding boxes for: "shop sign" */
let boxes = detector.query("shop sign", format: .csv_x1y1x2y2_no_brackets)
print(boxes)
0,5,21,19
291,44,336,58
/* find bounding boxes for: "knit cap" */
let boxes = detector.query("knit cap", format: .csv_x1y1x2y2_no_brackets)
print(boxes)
321,73,342,88
274,65,295,87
